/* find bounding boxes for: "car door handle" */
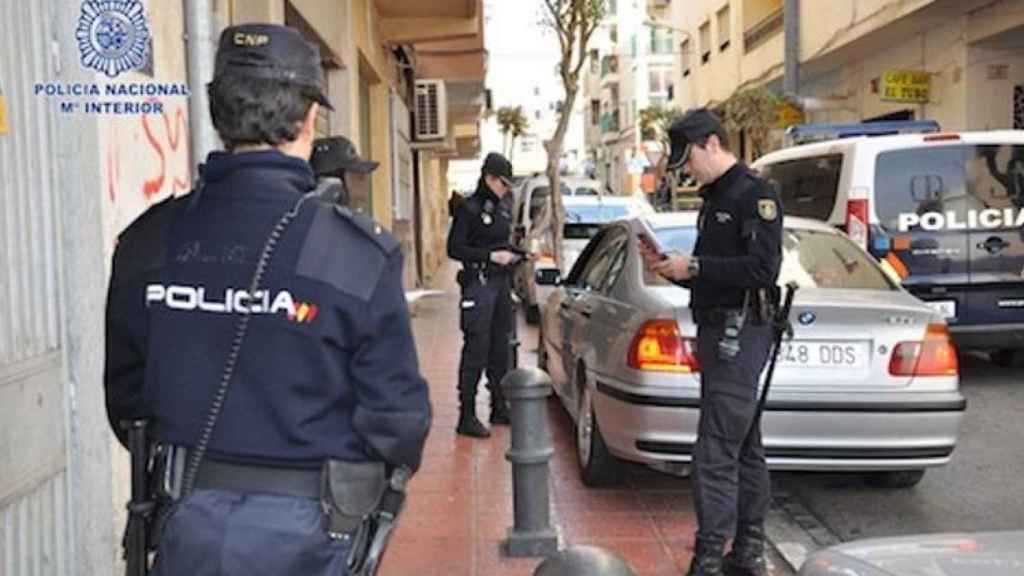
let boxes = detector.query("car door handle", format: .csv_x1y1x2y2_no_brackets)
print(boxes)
977,236,1010,254
579,307,593,318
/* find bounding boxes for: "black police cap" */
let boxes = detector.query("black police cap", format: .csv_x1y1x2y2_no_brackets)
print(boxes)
214,24,333,110
666,108,723,169
310,136,378,177
481,152,514,184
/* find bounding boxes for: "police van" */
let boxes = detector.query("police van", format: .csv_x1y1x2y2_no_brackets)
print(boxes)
752,126,1024,365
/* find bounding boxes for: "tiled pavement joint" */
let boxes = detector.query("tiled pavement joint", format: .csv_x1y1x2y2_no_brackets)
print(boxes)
765,489,842,573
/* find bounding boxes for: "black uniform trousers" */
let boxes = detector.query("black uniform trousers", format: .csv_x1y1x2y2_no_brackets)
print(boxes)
692,319,774,544
152,490,352,575
458,271,513,405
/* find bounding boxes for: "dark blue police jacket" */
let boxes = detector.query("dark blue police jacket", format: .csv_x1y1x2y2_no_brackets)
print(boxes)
104,150,431,472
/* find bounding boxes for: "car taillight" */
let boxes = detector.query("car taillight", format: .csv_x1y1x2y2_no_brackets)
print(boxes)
888,323,958,376
627,319,699,373
846,195,870,250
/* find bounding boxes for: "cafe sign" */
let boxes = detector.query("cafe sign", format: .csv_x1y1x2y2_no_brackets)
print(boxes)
882,70,931,103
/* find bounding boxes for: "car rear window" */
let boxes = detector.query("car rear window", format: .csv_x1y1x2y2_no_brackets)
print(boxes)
781,229,895,290
875,144,1024,232
643,226,699,285
759,154,843,221
642,225,894,291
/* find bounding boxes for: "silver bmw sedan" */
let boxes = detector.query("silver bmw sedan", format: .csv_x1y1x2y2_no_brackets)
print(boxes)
537,212,965,488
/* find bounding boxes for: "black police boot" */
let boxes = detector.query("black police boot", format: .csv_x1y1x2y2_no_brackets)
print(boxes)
723,525,767,576
685,538,726,576
456,397,490,438
489,387,510,425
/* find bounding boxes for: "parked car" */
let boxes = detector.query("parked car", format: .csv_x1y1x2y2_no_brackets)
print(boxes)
514,175,607,244
516,195,653,323
752,128,1024,366
536,212,965,488
799,531,1024,575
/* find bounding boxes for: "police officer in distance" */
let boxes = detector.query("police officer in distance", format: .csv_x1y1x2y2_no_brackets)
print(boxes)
310,134,379,207
639,109,782,576
447,152,521,438
104,23,431,575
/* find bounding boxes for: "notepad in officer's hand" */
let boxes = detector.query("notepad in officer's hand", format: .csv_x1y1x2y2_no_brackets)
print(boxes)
635,219,668,261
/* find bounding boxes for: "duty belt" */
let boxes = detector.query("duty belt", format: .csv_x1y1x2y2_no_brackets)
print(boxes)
195,459,321,500
694,307,774,327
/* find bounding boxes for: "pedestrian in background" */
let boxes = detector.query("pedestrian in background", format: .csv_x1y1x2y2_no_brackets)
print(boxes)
639,109,783,576
446,152,521,438
448,189,463,218
310,134,379,207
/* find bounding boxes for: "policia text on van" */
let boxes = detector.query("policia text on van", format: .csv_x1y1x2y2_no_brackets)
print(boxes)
898,207,1024,232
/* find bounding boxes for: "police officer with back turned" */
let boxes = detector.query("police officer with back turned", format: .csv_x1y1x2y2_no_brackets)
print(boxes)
447,152,520,438
639,109,782,576
104,23,430,576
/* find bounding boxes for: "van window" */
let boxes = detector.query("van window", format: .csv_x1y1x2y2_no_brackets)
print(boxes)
874,145,1024,232
759,154,843,221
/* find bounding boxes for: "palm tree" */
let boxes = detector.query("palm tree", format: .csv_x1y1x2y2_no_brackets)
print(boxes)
496,106,529,160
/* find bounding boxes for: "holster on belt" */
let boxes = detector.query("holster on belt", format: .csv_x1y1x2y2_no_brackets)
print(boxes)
320,460,386,538
321,460,409,575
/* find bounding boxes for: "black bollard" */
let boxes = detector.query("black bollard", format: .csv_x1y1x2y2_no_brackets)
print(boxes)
502,367,558,557
533,546,637,576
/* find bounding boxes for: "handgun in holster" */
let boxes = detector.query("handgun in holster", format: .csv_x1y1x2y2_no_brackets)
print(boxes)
121,421,183,576
321,460,411,576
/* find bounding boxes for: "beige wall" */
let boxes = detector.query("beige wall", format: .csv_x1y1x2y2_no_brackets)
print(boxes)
669,0,1024,140
799,0,937,62
418,154,451,286
100,1,191,257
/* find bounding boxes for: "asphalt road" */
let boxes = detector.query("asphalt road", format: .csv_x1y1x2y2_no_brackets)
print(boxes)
773,351,1024,541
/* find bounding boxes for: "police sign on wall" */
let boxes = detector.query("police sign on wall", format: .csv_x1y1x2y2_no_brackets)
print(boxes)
76,0,151,78
882,70,931,104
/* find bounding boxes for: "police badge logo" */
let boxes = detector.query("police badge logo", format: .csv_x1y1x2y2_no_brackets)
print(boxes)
76,0,151,78
758,199,778,221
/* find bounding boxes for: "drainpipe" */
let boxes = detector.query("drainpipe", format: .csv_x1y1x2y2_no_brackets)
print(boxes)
184,0,219,178
783,0,799,98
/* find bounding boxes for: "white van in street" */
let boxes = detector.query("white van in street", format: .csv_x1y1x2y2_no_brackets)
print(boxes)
752,128,1024,365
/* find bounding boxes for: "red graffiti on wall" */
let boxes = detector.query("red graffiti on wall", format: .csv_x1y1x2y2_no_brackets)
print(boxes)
142,99,190,199
105,100,191,204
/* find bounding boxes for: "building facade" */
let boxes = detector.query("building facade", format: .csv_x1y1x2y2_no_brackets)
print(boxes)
665,0,1024,157
583,0,677,195
0,1,486,573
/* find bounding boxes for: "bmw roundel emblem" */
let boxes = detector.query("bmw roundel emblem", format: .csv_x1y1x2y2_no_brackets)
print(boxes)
797,311,816,325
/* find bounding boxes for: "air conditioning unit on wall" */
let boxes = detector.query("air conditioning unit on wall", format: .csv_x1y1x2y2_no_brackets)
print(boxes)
414,79,448,141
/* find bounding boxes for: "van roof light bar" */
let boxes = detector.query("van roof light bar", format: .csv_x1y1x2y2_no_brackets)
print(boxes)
785,120,941,145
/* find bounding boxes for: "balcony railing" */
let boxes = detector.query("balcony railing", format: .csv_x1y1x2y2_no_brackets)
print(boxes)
743,8,783,53
600,111,621,134
600,55,619,77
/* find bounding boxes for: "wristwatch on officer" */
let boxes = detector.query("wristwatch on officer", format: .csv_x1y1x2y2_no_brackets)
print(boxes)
687,257,700,278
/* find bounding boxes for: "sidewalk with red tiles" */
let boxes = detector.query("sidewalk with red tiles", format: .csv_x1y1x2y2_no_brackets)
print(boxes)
380,262,786,576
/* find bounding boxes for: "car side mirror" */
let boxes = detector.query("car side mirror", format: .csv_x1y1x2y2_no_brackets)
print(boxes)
535,268,562,286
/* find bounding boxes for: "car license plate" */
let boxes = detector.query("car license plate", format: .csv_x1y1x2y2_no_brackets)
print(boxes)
925,300,956,318
778,342,867,369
